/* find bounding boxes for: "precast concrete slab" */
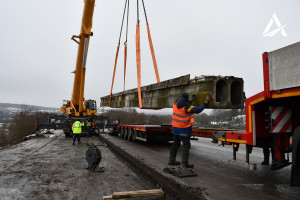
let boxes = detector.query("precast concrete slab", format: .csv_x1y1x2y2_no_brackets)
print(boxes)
101,75,244,109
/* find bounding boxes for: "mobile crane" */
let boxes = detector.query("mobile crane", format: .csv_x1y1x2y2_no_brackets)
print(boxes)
37,0,115,136
60,0,96,117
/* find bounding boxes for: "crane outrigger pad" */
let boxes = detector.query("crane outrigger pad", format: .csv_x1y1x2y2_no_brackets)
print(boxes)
101,75,244,109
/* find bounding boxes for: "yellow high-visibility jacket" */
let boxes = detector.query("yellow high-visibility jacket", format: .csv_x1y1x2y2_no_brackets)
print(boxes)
86,121,91,127
72,121,84,134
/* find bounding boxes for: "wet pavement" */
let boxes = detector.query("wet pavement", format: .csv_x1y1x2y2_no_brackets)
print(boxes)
101,134,300,200
0,131,158,200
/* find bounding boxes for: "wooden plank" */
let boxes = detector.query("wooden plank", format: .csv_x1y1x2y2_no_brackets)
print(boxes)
116,197,163,200
103,195,113,200
112,189,164,199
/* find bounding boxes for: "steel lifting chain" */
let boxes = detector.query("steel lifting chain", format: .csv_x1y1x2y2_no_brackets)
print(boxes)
125,0,130,44
118,0,128,44
124,0,130,91
110,0,160,108
141,0,160,83
141,0,149,25
137,0,140,24
109,0,129,106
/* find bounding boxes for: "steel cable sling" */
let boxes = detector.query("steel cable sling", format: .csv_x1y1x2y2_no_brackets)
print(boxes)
109,0,129,106
124,0,130,92
109,0,160,108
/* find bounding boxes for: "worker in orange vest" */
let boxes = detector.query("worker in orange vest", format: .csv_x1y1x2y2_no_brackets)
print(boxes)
169,93,210,168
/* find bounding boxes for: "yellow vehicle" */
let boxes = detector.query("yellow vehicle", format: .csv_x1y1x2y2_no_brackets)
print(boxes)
36,0,115,137
60,0,97,117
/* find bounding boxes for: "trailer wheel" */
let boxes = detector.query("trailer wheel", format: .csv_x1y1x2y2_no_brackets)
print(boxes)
132,130,137,143
122,128,127,139
128,129,132,141
120,128,124,138
119,128,122,138
65,132,70,138
291,126,300,187
122,128,126,139
124,128,128,140
95,129,100,136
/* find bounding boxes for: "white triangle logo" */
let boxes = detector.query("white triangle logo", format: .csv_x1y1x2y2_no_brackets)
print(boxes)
263,13,287,37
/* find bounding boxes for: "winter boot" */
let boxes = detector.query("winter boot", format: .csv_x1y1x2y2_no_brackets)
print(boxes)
261,147,270,165
181,148,193,168
261,160,269,165
181,163,194,168
168,161,180,166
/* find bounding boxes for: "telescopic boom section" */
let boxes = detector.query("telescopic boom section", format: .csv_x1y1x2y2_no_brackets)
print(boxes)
71,0,95,114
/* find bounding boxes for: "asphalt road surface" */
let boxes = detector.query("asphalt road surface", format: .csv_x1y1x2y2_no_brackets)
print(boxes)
102,134,300,200
0,131,158,200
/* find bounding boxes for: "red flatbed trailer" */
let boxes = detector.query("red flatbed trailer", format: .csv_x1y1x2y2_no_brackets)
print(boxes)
115,124,236,142
211,42,300,186
117,124,173,142
113,42,300,186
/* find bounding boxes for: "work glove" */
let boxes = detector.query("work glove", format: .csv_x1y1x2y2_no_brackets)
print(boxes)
190,94,196,103
204,94,211,105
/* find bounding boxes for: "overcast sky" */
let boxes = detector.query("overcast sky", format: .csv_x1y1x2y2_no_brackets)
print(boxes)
0,0,299,109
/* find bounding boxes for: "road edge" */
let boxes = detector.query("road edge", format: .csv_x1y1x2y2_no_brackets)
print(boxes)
99,134,206,200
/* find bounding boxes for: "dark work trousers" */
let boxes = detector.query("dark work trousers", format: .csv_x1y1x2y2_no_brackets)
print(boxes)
169,135,191,164
87,127,92,137
73,134,81,144
263,147,274,162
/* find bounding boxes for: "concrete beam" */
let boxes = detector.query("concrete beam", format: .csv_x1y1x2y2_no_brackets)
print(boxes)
100,75,244,109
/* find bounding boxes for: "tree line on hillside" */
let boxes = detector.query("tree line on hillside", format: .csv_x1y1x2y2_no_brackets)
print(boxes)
194,109,245,127
102,108,171,125
103,108,245,127
0,107,245,148
0,110,49,148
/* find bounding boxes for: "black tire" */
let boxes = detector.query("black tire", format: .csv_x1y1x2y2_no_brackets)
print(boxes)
94,129,99,136
291,126,300,187
124,128,128,140
120,128,124,138
128,129,132,141
132,130,137,143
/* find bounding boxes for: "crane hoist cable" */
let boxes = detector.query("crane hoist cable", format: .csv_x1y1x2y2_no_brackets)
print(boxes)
109,0,128,107
109,0,160,109
141,0,160,83
124,0,130,92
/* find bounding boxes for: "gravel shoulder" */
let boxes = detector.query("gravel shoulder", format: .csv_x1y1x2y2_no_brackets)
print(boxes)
0,131,157,200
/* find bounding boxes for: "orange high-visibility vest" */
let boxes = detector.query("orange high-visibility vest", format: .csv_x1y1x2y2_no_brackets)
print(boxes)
171,103,195,128
92,122,96,129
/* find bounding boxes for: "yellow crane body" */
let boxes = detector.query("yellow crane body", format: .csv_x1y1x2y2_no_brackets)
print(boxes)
60,0,97,117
